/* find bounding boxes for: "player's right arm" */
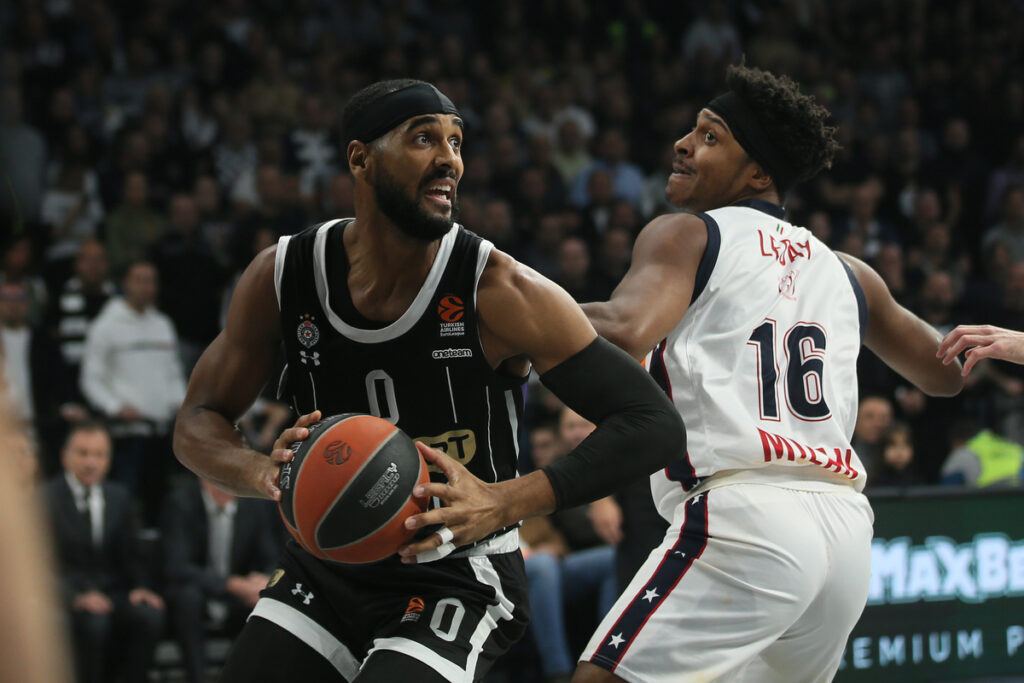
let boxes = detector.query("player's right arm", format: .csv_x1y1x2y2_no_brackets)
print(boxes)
581,213,707,360
838,253,964,396
173,246,318,500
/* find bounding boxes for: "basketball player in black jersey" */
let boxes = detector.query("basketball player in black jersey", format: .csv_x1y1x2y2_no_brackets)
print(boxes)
174,79,684,682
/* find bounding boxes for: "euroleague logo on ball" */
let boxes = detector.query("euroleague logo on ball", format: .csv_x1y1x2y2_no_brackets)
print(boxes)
437,295,464,322
323,440,352,466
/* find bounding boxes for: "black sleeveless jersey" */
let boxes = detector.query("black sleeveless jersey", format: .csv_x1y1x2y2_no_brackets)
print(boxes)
275,219,527,489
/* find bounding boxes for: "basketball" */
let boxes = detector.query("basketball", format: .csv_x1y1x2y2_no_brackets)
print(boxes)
277,413,429,564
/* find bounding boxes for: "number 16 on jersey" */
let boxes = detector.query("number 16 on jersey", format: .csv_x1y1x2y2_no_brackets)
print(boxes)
747,318,831,422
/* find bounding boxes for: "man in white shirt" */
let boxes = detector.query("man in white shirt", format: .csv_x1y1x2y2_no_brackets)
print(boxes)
80,260,187,524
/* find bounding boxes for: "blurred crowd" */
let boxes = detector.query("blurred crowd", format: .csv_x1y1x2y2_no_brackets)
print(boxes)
3,0,1024,680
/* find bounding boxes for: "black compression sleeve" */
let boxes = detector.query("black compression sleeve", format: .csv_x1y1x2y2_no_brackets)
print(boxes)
539,337,686,510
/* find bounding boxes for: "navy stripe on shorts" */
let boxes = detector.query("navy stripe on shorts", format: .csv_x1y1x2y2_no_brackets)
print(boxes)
589,492,710,671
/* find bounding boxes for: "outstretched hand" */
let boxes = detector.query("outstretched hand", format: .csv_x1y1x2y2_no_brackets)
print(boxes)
938,325,1024,375
397,442,512,563
257,410,321,500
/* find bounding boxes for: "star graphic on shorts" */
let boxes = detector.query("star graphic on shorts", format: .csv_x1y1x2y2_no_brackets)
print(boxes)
642,588,660,603
608,633,625,649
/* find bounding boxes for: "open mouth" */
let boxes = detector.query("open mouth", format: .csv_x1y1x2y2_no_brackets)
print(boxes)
424,180,455,207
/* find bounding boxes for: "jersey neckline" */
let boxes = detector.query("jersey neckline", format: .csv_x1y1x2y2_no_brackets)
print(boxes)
312,219,460,343
730,199,786,219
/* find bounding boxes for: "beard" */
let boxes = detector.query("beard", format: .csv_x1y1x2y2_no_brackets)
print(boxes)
373,167,459,242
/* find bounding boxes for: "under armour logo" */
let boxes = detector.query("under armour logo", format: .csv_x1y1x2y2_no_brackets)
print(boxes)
690,492,705,505
291,583,314,604
299,350,320,366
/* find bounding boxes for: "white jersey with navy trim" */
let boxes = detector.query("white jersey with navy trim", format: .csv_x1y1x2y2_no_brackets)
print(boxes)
648,200,868,520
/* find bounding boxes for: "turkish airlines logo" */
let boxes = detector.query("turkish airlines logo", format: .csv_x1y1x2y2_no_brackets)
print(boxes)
401,597,425,623
437,295,464,322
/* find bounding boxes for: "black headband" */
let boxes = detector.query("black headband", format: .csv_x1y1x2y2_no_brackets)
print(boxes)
344,83,460,145
706,91,798,191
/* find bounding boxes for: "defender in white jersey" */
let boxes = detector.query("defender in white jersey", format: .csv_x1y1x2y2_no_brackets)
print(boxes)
577,65,965,682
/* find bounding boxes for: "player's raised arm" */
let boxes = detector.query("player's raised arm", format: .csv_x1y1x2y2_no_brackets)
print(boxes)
173,245,318,500
581,213,707,361
838,252,964,396
399,251,685,559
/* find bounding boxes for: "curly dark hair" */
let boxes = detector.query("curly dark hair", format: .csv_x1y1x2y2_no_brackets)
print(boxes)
726,64,839,194
341,78,428,145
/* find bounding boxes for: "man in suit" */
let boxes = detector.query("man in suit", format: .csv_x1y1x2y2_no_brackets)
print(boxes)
45,420,165,683
161,475,279,683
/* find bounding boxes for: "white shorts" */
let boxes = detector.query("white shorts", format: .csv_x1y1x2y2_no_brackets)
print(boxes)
580,482,874,683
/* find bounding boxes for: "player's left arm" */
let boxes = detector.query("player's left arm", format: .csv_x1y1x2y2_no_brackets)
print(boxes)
839,252,964,396
398,253,685,561
580,212,707,360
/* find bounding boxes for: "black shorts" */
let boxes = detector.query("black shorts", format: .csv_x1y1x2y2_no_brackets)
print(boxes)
224,537,529,682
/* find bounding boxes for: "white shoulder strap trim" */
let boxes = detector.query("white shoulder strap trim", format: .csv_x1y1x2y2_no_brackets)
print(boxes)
473,239,493,310
273,235,292,310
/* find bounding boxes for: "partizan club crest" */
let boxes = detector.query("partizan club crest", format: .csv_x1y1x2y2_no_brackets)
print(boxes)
297,314,320,348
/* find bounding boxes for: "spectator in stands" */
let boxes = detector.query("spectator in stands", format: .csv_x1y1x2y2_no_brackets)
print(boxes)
51,239,115,404
913,269,960,334
230,164,303,270
851,395,894,472
0,281,72,475
941,428,1023,488
211,112,257,195
193,175,234,268
554,236,611,303
0,84,46,224
551,118,593,188
80,260,186,524
594,225,634,289
487,132,525,204
570,128,646,211
837,182,900,260
906,222,970,297
477,197,520,257
521,410,618,683
985,134,1024,220
243,46,301,126
0,235,48,325
577,169,619,244
681,5,741,66
40,124,105,282
520,212,565,281
45,421,165,683
104,171,165,275
866,422,921,490
150,193,227,373
982,185,1024,263
524,132,569,211
321,172,355,221
874,242,909,304
161,476,279,683
285,94,340,203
